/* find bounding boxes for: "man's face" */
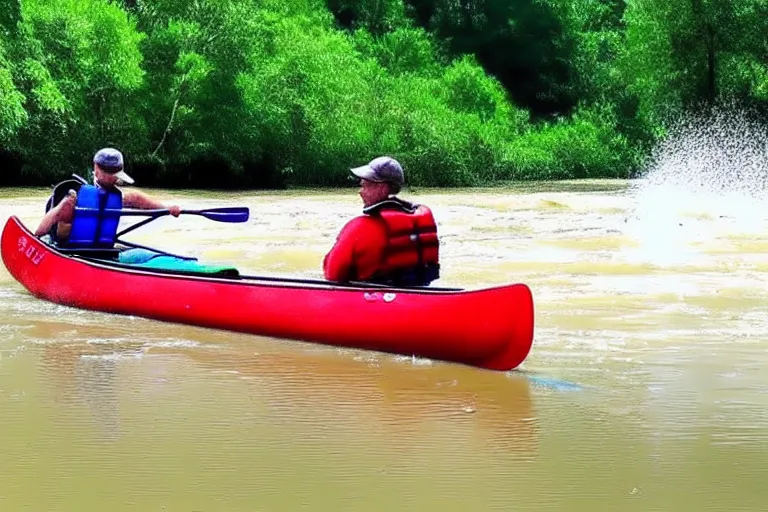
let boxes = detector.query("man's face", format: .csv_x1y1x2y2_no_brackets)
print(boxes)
359,178,389,206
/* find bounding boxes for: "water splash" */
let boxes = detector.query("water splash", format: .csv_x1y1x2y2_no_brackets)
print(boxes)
622,107,768,265
633,108,768,203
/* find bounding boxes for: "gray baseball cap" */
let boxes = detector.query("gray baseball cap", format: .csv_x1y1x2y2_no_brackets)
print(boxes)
93,147,134,184
350,156,404,186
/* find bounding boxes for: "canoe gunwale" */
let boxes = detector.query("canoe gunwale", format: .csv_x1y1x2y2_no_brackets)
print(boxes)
76,253,468,293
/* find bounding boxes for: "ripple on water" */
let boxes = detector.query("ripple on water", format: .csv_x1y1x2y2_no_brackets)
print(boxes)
79,352,144,361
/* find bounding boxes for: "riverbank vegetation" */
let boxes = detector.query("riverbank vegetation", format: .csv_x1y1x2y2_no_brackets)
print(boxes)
0,0,765,188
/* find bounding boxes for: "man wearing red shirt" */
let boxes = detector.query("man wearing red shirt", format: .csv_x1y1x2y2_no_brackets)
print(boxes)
322,156,440,286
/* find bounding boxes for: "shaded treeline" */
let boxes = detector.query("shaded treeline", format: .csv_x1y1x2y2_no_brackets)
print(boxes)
0,0,765,188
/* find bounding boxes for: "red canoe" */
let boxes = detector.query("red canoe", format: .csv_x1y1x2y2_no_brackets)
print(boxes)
1,216,535,371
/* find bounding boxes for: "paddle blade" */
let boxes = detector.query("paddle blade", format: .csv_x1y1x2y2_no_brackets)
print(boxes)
188,207,250,223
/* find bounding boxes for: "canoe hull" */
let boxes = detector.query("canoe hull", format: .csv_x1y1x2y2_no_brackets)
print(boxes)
1,216,535,371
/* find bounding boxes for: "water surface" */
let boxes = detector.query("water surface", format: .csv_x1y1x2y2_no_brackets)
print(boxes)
1,171,768,510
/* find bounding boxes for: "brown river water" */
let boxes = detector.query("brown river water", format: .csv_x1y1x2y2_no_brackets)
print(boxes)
1,175,768,511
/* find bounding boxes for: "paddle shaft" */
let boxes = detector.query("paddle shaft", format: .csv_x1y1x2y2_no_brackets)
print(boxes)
76,207,248,218
74,206,249,240
110,208,246,238
116,239,198,261
116,216,157,238
62,176,248,260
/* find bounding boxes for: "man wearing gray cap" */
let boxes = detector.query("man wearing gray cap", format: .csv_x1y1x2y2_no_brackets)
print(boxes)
322,156,441,286
35,147,182,246
92,147,135,184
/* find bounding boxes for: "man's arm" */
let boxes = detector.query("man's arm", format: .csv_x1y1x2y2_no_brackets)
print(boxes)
34,208,59,237
34,192,76,237
323,218,362,282
123,189,181,216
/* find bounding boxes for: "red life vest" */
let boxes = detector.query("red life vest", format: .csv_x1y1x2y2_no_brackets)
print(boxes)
364,198,440,286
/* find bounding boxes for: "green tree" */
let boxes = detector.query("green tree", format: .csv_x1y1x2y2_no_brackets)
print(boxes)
403,0,577,117
133,0,275,186
9,0,145,179
0,37,27,144
621,0,768,132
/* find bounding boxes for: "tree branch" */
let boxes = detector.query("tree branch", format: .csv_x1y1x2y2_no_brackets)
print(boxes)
150,71,190,158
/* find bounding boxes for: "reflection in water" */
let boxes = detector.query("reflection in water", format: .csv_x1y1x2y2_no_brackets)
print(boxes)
153,342,539,457
39,341,125,442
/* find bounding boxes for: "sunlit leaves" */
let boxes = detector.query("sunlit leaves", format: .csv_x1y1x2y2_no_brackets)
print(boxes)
0,41,27,141
7,0,146,175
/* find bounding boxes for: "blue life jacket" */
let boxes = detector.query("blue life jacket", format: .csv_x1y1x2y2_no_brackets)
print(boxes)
63,184,123,249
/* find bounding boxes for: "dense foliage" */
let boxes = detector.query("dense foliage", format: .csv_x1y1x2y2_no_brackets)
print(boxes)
0,0,765,188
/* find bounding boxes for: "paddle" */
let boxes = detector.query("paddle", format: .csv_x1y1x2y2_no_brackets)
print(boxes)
63,174,249,261
74,206,249,238
76,206,250,223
